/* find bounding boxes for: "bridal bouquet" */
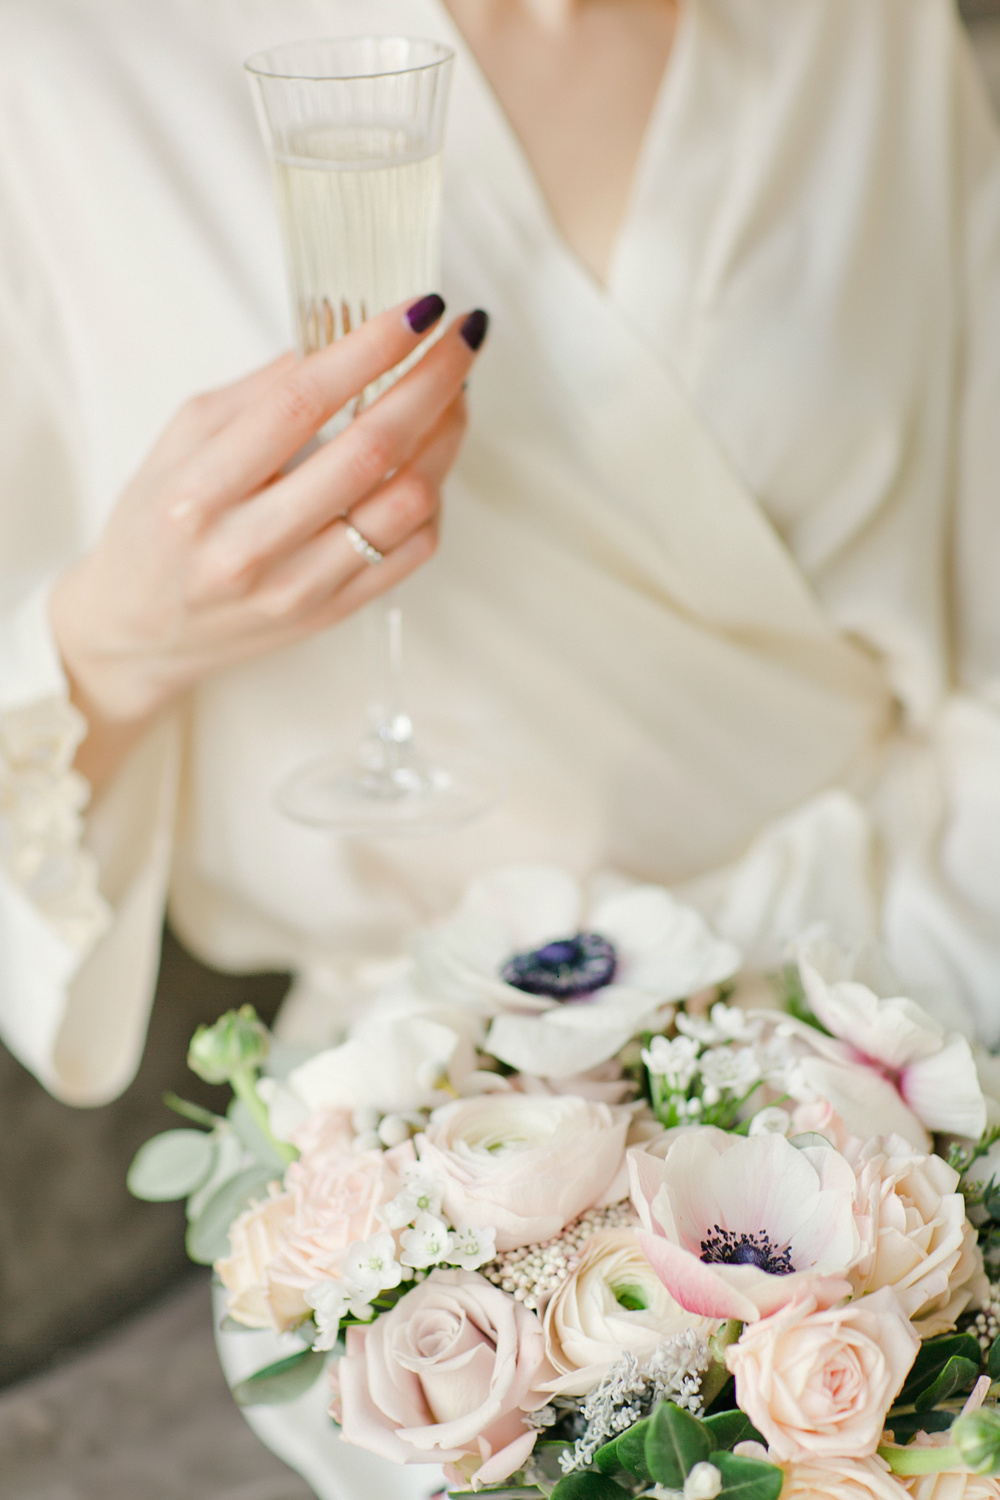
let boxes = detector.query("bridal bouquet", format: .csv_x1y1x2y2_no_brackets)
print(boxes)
130,866,1000,1499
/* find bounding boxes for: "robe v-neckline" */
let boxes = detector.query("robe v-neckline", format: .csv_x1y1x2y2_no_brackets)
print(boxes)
428,0,694,301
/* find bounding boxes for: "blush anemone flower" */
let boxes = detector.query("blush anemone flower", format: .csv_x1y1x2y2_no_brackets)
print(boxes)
628,1128,860,1322
785,936,987,1149
414,865,741,1078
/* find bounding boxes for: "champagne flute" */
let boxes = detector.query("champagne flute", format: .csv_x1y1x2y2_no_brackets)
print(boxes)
246,38,505,833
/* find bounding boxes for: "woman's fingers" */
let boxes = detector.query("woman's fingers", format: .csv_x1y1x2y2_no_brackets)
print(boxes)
165,294,448,526
199,315,482,584
247,397,464,622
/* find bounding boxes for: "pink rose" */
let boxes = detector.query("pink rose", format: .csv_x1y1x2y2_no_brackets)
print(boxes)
417,1094,629,1251
266,1137,415,1292
847,1135,987,1338
725,1288,919,1460
332,1268,554,1487
216,1185,310,1332
217,1126,414,1331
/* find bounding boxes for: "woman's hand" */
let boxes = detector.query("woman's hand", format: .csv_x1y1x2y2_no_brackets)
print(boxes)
49,295,487,792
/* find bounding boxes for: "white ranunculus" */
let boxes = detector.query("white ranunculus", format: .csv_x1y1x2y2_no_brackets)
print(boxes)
414,865,740,1078
540,1228,716,1395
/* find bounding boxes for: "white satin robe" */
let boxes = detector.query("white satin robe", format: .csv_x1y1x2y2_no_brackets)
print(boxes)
0,0,998,1109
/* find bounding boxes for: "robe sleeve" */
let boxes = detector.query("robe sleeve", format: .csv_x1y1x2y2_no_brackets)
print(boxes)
0,200,181,1106
875,19,1000,1040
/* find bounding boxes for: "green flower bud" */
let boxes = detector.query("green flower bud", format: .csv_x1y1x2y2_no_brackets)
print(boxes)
187,1006,270,1085
953,1409,1000,1475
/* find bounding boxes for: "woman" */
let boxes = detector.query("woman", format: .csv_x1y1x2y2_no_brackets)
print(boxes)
3,0,999,1491
2,0,999,1088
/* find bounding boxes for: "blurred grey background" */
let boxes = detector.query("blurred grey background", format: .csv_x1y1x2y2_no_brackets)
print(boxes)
2,8,1000,1497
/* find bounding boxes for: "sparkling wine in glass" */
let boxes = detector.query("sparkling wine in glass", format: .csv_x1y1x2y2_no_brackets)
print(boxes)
246,38,505,833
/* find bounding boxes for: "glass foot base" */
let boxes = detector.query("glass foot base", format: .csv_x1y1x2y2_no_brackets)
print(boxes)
275,739,507,835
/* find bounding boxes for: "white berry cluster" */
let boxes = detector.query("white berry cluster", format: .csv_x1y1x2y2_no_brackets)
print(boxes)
970,1278,1000,1353
480,1201,637,1313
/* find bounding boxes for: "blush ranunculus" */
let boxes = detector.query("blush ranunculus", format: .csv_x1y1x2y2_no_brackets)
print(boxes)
847,1135,987,1338
725,1288,919,1461
628,1127,860,1322
540,1228,717,1395
331,1268,553,1487
417,1093,630,1252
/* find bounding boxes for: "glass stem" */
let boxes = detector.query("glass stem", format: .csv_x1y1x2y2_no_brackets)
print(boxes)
367,594,414,770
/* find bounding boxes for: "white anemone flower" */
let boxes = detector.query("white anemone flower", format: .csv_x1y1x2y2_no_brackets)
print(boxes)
414,865,741,1078
785,935,987,1148
628,1128,860,1323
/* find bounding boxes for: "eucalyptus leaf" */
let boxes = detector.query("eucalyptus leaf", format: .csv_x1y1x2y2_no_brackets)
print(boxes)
702,1410,765,1451
714,1451,784,1500
186,1164,277,1264
127,1129,216,1202
228,1097,291,1172
644,1402,715,1488
231,1347,326,1406
549,1475,633,1500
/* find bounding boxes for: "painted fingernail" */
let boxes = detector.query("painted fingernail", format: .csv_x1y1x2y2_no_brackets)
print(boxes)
405,293,446,333
460,309,489,351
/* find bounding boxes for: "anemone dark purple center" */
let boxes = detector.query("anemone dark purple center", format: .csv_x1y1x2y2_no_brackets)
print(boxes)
699,1226,795,1275
500,932,617,1001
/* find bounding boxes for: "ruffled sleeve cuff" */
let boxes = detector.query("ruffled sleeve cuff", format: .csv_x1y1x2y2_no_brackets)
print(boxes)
0,578,179,1103
0,578,111,950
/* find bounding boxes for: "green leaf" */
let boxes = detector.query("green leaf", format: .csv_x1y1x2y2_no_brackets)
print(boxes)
703,1410,765,1451
899,1333,982,1406
448,1490,543,1500
989,1332,1000,1383
231,1347,326,1406
185,1164,277,1264
594,1420,650,1480
912,1356,981,1412
644,1402,715,1488
886,1410,955,1444
549,1476,633,1500
127,1129,216,1201
714,1451,784,1500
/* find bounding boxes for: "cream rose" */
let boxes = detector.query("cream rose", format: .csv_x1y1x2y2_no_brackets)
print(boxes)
725,1287,919,1460
417,1094,629,1251
217,1134,413,1331
848,1135,987,1338
216,1185,309,1332
332,1268,553,1486
541,1229,716,1395
778,1454,908,1499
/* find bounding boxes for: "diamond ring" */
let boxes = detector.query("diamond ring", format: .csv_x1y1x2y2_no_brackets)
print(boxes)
343,521,384,566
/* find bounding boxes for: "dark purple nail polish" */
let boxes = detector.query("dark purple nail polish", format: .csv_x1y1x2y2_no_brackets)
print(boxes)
460,309,489,351
405,294,445,333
